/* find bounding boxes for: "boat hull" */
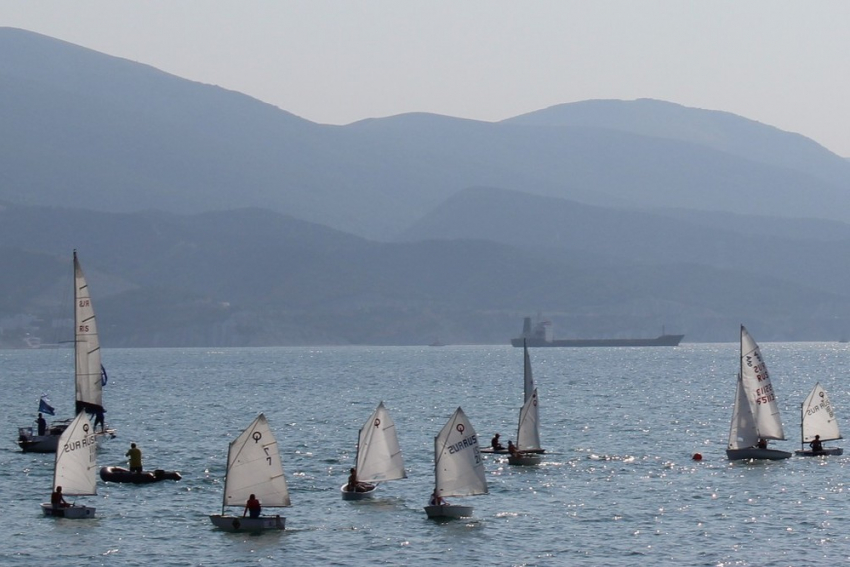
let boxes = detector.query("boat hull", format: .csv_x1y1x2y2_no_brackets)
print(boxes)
19,434,61,453
726,447,793,461
424,504,473,519
19,427,115,453
481,447,544,455
512,335,684,347
40,503,96,518
795,447,843,457
340,483,377,500
209,514,285,532
508,454,542,466
100,466,182,483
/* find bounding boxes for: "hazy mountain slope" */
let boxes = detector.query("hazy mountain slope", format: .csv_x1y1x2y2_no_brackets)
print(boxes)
399,186,850,298
2,202,849,346
504,98,850,178
4,28,850,240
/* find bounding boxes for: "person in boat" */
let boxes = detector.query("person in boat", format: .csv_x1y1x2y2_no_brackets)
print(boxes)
126,442,143,473
756,438,768,449
243,494,261,518
36,412,47,436
51,486,70,510
346,467,371,492
809,434,824,453
491,433,505,451
93,408,105,432
508,440,521,457
429,488,447,507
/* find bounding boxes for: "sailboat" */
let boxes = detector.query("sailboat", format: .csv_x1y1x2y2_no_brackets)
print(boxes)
340,401,406,500
40,411,98,518
795,383,843,456
508,388,544,466
726,325,792,461
424,407,488,519
18,251,115,453
209,413,291,532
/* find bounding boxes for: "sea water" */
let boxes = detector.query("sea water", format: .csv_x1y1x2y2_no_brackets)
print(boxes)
2,342,850,566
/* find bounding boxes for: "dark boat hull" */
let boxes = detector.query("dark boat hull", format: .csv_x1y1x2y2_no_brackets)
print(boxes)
100,466,182,483
511,334,684,347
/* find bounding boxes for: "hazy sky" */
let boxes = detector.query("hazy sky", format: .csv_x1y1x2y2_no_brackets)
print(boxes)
5,1,850,156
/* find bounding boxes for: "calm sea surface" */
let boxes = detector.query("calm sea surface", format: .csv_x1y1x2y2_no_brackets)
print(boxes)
2,342,850,566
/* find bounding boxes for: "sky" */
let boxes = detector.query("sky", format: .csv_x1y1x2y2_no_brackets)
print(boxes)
5,1,850,156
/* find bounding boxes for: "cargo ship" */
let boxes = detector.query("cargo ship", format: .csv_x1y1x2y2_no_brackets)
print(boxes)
511,317,684,347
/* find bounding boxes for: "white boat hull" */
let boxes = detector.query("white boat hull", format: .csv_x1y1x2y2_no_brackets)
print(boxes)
41,503,96,519
424,504,474,519
209,514,285,532
726,447,792,461
508,454,542,466
340,483,377,500
795,447,843,457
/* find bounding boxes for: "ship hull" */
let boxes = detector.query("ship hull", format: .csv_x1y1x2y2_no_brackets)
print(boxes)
511,334,684,347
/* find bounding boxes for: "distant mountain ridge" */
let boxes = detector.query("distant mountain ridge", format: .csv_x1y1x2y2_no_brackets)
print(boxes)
5,27,850,346
3,27,850,241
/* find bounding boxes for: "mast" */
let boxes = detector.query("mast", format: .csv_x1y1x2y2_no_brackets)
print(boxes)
221,441,232,515
73,250,79,414
800,400,805,452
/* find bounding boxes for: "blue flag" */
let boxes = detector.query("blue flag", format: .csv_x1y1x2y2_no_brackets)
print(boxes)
101,364,108,386
38,396,55,416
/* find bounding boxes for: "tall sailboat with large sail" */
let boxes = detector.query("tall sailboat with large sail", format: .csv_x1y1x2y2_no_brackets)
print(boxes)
726,325,792,461
209,413,291,532
424,407,488,519
340,401,406,500
795,383,843,456
18,251,115,453
40,411,98,518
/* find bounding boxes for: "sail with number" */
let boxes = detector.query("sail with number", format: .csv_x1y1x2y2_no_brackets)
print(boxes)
74,251,104,416
516,388,542,452
523,340,534,402
221,413,290,512
739,325,785,441
433,407,487,498
802,383,842,443
356,402,406,483
53,412,98,496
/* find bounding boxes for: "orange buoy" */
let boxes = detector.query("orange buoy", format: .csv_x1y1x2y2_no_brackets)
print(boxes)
692,452,703,461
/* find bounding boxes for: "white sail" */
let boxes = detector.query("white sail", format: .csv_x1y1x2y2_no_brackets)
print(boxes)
516,388,542,452
433,407,487,498
727,373,760,450
222,413,290,510
802,383,842,443
53,412,97,496
356,402,406,483
739,325,785,440
523,340,534,403
74,252,104,415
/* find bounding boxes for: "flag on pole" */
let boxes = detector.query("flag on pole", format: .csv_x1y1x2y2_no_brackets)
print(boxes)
38,395,55,416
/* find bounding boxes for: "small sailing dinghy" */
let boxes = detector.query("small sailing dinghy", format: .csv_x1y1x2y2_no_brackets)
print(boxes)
40,411,98,518
424,407,488,519
209,413,291,532
795,383,843,456
726,325,792,461
18,251,116,453
340,401,406,500
482,340,543,456
508,388,543,466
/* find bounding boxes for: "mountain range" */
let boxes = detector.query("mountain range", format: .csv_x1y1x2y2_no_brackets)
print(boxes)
2,26,850,347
